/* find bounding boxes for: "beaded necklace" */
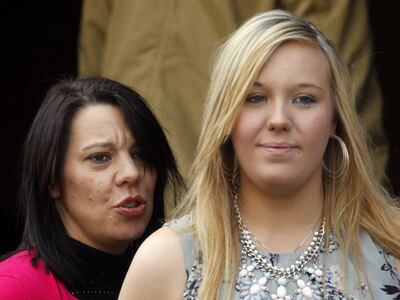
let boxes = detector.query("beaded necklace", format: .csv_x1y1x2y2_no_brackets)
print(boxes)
233,192,325,300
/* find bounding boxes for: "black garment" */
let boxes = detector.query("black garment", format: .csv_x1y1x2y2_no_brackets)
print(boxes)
66,237,133,300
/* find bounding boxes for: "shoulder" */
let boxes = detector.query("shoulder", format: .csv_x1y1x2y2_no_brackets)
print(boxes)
0,250,37,280
119,226,187,300
0,251,41,299
358,231,400,283
0,251,31,299
0,250,76,300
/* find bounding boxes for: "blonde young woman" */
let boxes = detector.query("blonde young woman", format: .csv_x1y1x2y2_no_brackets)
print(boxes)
119,10,400,300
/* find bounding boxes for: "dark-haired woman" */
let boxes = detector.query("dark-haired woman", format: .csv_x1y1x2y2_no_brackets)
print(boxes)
0,77,183,299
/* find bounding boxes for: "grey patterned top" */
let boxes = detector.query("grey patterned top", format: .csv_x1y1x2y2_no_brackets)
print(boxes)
166,216,400,300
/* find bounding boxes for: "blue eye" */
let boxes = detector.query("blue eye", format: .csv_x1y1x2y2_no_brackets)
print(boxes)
245,94,267,103
89,153,111,164
292,95,316,106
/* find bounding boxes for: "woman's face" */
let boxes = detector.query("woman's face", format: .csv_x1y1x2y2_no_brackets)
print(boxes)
54,104,156,254
231,41,335,194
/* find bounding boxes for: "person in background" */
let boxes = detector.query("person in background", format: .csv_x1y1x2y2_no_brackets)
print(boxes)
119,10,400,300
79,0,387,182
0,77,183,299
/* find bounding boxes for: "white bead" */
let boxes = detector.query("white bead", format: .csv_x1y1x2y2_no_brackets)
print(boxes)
297,279,306,288
285,296,291,300
247,264,255,272
277,277,288,286
271,294,277,299
258,277,267,285
307,267,315,274
250,283,261,294
277,286,287,297
301,286,314,298
239,269,248,277
315,269,323,276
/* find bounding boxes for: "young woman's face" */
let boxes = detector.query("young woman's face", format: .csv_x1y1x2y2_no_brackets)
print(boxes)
231,41,335,194
54,104,157,254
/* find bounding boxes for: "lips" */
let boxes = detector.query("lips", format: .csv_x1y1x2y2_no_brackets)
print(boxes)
115,196,147,217
259,142,298,154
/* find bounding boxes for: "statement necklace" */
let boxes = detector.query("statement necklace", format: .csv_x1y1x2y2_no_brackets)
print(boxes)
233,194,325,300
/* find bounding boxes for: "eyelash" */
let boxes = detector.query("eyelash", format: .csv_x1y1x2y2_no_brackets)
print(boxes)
89,153,111,164
88,147,142,165
245,94,316,106
245,94,266,103
291,95,316,106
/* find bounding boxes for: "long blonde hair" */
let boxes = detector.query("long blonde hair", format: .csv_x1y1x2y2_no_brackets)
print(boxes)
173,10,400,299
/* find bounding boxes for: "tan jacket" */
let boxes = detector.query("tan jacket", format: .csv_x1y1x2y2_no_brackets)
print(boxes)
79,0,387,178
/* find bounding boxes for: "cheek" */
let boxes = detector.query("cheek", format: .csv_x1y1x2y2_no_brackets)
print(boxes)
89,178,113,202
231,111,264,152
303,116,333,155
95,176,112,192
64,175,112,203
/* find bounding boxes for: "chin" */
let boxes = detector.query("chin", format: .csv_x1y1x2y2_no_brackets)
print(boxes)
261,174,296,184
256,176,301,192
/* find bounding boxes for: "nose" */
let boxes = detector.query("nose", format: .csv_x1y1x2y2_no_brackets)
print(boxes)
267,101,291,132
115,154,142,186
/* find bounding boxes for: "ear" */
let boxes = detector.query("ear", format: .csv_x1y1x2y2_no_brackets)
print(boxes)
49,184,61,200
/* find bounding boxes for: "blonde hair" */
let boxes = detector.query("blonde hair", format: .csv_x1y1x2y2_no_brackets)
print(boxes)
173,10,400,299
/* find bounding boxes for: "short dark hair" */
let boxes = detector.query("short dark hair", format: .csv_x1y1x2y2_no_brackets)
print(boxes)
18,77,184,287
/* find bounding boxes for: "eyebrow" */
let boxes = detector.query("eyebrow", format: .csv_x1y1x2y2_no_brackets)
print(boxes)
81,141,114,151
296,83,325,92
252,81,324,91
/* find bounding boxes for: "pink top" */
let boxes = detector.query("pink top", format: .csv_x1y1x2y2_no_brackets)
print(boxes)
0,250,77,300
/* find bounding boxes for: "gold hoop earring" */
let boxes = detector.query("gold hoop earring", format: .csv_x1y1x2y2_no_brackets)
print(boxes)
322,134,349,180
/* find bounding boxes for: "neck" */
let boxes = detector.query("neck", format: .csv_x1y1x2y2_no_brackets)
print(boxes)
237,174,324,253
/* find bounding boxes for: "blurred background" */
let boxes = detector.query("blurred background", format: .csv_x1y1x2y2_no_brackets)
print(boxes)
1,0,399,255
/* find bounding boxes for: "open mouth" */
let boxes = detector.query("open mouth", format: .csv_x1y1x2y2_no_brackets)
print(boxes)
123,201,139,208
116,196,147,216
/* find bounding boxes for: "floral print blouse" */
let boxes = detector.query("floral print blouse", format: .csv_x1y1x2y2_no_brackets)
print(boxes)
166,216,400,300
